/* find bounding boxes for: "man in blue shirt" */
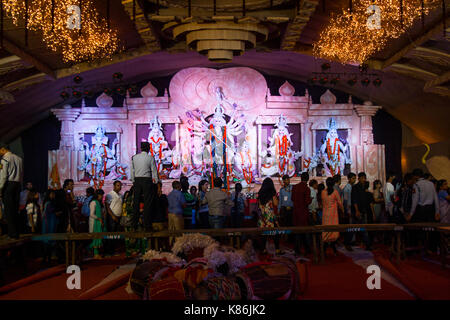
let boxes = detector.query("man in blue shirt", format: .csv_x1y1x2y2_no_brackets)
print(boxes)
167,181,186,244
279,175,293,226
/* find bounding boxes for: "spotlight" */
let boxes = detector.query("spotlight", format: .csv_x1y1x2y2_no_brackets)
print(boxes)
330,77,340,85
60,91,70,100
319,77,329,85
116,87,126,95
113,72,123,81
73,75,83,84
83,90,94,98
347,78,357,86
321,63,331,71
104,88,113,96
361,78,370,86
373,78,382,87
72,90,82,98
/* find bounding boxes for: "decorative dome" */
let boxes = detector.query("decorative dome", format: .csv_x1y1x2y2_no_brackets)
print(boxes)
96,92,114,108
140,81,158,97
320,89,337,104
278,81,295,96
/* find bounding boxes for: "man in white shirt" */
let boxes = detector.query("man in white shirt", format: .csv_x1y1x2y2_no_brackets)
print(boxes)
384,174,396,218
105,180,123,255
0,144,23,239
131,142,159,231
407,168,439,222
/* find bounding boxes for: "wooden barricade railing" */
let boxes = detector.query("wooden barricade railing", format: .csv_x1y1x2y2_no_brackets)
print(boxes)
1,223,449,268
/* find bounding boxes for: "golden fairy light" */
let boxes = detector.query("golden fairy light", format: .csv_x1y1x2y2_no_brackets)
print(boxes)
2,0,120,63
313,0,440,64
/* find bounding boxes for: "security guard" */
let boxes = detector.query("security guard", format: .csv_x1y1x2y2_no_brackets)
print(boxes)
0,144,23,240
130,142,159,231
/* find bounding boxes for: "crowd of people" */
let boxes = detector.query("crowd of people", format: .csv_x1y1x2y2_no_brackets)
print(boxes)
0,142,449,261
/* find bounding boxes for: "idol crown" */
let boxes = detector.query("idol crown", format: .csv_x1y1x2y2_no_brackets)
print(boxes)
328,117,337,130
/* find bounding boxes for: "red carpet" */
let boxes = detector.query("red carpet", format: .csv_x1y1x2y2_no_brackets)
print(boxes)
301,249,414,300
0,256,133,300
0,250,447,300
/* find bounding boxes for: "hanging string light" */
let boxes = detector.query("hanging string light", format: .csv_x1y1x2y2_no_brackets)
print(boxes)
2,0,120,62
313,0,440,64
1,0,3,48
24,0,28,46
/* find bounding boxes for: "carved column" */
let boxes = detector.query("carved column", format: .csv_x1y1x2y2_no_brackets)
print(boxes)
51,105,81,150
175,123,180,154
116,132,122,162
354,102,381,146
257,123,262,176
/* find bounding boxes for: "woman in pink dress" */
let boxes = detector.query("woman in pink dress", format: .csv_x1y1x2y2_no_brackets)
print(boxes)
321,177,344,255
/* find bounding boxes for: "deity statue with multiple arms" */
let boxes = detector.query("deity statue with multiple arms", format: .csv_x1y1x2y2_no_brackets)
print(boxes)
185,86,246,179
318,117,351,176
260,115,302,177
78,125,127,187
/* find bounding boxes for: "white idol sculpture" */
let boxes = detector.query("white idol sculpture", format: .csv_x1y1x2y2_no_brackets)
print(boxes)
318,117,352,176
78,125,127,188
260,115,302,177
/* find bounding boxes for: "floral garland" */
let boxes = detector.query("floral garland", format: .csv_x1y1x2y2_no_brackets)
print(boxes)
326,138,340,176
240,151,253,184
303,158,311,169
90,144,107,189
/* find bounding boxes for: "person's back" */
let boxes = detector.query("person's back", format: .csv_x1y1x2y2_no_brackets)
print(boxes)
205,188,230,216
292,172,312,226
410,169,439,222
168,188,185,215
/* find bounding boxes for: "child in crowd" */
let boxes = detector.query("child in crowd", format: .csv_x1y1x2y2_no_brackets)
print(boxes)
278,175,293,227
25,190,41,233
308,180,319,225
167,181,187,244
190,185,198,227
181,177,196,229
230,183,245,228
41,190,60,264
197,180,210,228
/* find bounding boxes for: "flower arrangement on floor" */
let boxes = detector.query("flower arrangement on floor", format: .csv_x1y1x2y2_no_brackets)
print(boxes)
128,233,309,300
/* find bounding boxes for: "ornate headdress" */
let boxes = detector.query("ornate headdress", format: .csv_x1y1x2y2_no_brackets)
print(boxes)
327,117,337,131
275,115,288,128
149,115,162,131
95,125,106,136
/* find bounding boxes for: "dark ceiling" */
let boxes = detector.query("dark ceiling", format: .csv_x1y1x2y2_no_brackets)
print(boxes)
0,0,448,144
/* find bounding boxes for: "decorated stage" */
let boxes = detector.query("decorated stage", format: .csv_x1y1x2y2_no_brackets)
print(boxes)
48,67,385,191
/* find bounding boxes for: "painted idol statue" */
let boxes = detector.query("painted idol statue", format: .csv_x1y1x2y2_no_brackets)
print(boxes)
319,117,351,176
147,115,172,174
79,125,127,188
186,86,246,182
261,115,302,177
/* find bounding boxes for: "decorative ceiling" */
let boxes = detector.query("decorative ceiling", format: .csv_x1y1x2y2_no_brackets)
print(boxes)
0,0,448,144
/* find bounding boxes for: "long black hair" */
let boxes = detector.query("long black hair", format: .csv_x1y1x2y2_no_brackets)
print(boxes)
234,183,242,210
317,183,325,206
326,177,335,196
258,178,276,206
